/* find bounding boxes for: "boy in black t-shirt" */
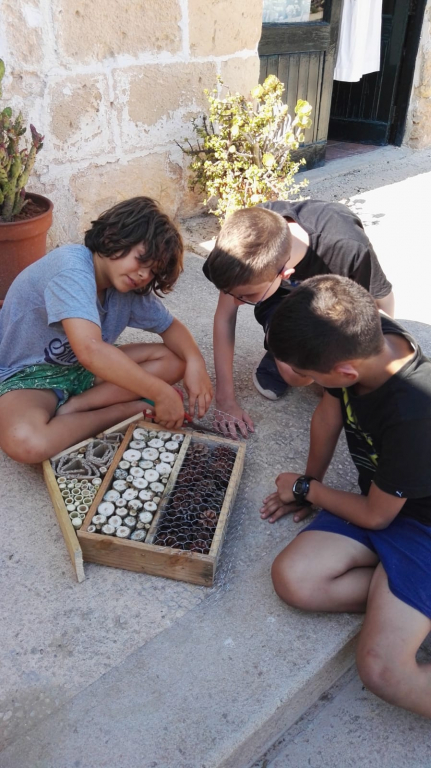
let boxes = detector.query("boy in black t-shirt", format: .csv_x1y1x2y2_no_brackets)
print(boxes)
261,275,431,718
203,200,394,437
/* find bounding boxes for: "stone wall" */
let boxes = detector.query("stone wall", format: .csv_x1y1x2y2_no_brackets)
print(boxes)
0,0,262,246
405,1,431,149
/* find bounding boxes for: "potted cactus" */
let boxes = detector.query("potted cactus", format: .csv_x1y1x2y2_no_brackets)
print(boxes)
0,59,53,302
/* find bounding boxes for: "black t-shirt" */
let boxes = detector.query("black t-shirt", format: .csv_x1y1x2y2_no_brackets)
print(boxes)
327,317,431,526
253,199,392,332
202,200,392,336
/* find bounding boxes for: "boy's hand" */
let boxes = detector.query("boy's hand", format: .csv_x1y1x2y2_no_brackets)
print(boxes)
214,399,254,440
154,385,185,430
260,472,313,523
275,471,299,502
183,358,213,419
260,492,313,524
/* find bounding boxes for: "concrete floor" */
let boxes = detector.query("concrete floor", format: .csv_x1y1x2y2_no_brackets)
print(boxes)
255,655,431,768
1,144,431,767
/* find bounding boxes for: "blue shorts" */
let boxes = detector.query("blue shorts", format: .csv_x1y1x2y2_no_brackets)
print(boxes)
302,510,431,619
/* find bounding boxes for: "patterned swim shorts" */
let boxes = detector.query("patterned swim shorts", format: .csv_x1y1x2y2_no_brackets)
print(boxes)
0,363,95,408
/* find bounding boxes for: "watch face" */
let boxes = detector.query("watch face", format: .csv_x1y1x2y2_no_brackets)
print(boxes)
295,479,305,495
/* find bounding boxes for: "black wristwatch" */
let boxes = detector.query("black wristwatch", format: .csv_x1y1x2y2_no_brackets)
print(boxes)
292,475,316,506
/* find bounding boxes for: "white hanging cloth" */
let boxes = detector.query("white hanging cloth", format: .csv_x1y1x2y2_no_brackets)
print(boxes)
334,0,383,82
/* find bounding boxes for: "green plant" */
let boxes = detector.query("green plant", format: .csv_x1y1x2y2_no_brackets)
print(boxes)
0,59,44,222
178,75,312,220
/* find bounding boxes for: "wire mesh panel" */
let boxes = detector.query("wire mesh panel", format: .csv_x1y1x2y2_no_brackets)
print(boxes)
151,440,237,554
46,416,246,586
141,399,254,441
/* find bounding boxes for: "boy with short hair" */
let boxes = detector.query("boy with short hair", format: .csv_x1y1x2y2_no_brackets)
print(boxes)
203,200,394,437
261,275,431,717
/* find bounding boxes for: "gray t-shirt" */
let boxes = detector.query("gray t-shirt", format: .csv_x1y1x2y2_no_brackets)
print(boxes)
0,244,174,382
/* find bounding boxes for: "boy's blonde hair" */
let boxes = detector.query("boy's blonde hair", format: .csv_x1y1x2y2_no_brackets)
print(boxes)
204,207,292,291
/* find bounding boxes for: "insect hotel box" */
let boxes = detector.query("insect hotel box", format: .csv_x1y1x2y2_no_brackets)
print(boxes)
43,417,246,587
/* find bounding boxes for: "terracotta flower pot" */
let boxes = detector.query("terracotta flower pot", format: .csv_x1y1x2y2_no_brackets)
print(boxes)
0,192,54,302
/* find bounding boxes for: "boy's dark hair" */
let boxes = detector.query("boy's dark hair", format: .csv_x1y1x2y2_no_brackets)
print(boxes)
205,207,291,291
84,196,183,295
268,275,384,372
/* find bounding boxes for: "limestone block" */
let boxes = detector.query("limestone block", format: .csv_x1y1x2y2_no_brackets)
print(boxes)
48,75,113,160
417,47,431,98
177,154,207,218
188,0,262,56
407,99,431,149
10,72,46,100
113,62,216,150
127,62,215,125
53,0,182,63
417,85,431,98
70,152,184,233
177,186,206,219
220,56,260,97
3,0,44,68
30,174,81,248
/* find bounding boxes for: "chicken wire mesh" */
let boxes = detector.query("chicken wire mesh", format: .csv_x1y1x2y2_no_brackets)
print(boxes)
83,424,239,550
50,404,253,558
143,401,254,441
153,441,237,553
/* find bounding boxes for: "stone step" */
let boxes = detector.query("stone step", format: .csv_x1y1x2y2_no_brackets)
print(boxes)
0,546,360,768
0,254,361,768
256,647,431,768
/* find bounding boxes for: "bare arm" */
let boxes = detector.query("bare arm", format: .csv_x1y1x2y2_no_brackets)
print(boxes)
62,318,184,428
263,392,406,527
305,391,344,480
265,467,406,528
306,478,406,529
213,291,238,405
376,290,395,318
213,292,254,437
160,318,213,417
261,391,343,522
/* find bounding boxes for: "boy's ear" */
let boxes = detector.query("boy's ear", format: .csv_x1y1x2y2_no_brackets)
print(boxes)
333,362,359,383
281,266,295,279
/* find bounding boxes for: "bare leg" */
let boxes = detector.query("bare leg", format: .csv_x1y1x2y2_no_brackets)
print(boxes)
271,530,379,613
0,389,147,464
58,342,185,416
357,564,431,717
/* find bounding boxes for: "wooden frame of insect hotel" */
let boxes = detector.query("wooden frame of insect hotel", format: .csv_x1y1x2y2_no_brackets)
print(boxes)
43,417,246,587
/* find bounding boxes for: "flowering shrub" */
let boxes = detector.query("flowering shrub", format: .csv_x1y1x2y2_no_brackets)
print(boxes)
179,75,312,220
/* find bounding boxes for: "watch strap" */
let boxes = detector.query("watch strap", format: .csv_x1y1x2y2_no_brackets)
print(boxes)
292,475,316,504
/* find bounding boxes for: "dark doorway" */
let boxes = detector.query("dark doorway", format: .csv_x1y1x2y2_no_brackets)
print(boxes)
258,0,427,168
328,0,428,146
258,0,343,169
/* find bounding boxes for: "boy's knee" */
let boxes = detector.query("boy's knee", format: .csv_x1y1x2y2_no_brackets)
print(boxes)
2,423,49,464
271,551,317,609
356,641,402,700
164,347,186,378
